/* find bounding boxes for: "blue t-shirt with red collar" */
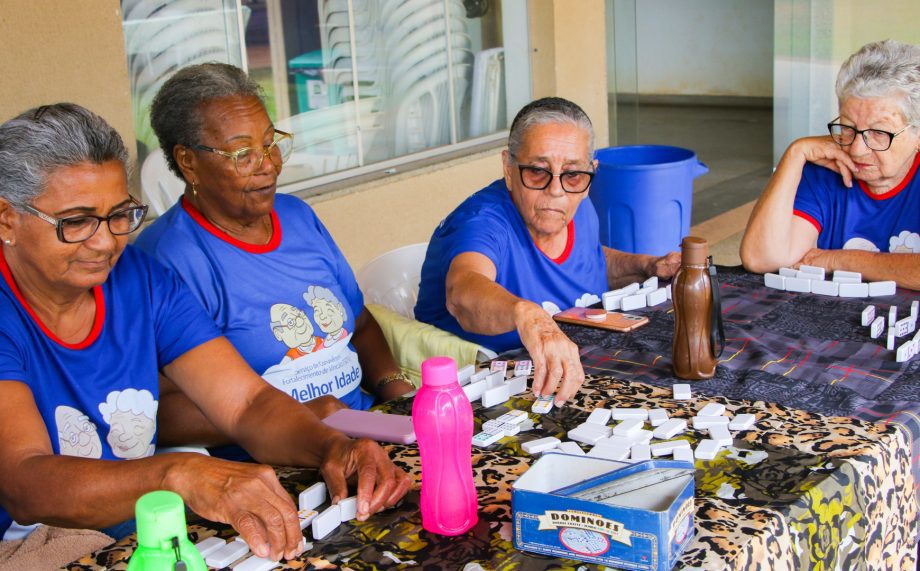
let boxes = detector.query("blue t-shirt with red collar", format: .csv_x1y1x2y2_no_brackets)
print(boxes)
414,179,608,352
136,194,374,411
793,152,920,253
0,246,220,540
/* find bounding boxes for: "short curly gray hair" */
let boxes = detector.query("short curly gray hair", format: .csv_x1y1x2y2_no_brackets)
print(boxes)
150,63,263,179
836,39,920,128
0,103,129,209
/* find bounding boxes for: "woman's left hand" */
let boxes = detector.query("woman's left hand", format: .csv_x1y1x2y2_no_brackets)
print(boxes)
647,251,682,279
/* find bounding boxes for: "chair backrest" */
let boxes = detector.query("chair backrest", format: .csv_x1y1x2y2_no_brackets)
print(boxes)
355,242,429,319
140,149,185,216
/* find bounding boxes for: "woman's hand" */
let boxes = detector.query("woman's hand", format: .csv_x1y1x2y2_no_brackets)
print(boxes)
514,301,584,405
789,136,859,188
319,437,412,519
165,454,305,562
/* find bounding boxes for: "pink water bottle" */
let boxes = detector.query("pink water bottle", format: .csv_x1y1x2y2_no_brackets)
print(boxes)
412,356,478,535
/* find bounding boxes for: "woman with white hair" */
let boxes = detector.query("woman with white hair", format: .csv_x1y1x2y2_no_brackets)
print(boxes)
741,39,920,289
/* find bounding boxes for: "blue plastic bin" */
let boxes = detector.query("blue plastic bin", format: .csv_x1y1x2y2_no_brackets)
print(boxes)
589,145,708,256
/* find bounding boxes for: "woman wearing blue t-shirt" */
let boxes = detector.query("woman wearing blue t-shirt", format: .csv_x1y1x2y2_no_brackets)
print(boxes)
742,40,920,290
135,64,414,450
0,104,409,559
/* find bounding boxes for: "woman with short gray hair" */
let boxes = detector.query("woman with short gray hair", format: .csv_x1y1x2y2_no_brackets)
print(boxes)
0,103,409,557
742,39,920,289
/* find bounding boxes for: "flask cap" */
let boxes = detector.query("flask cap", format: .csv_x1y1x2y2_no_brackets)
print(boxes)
680,236,709,265
420,356,458,387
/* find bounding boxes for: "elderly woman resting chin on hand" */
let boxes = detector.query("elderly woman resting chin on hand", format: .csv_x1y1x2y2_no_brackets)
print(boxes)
741,39,920,290
0,104,410,561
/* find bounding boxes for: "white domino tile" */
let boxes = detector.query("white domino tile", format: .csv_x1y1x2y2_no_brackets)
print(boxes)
557,441,586,456
764,273,785,290
457,364,475,385
234,555,280,571
586,408,612,425
652,418,687,440
839,282,870,298
647,287,668,307
692,415,729,429
514,360,533,377
870,316,886,339
629,444,651,462
497,410,529,425
784,277,811,293
650,439,690,457
648,408,669,427
868,281,897,297
643,276,659,290
620,293,647,312
610,408,648,421
834,270,862,281
481,384,511,408
588,443,630,461
485,371,506,387
709,424,733,447
612,419,644,437
694,439,722,460
895,317,912,337
522,436,561,454
778,267,797,277
887,328,897,351
798,265,825,279
627,429,654,446
832,275,861,284
861,305,876,327
299,482,327,511
195,536,226,558
673,446,695,464
298,509,319,530
312,504,342,540
463,381,488,402
697,403,726,417
673,384,691,400
531,395,554,414
603,291,625,311
338,497,358,521
728,413,756,431
618,282,641,296
912,301,919,318
810,279,839,296
469,370,489,384
506,375,528,396
890,306,898,324
205,540,250,569
568,423,612,445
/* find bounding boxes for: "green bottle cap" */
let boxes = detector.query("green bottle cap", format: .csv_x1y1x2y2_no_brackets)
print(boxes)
135,490,188,549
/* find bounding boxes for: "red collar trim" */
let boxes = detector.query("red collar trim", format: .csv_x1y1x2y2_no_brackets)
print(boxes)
0,248,104,350
536,220,575,265
857,152,920,201
182,196,281,253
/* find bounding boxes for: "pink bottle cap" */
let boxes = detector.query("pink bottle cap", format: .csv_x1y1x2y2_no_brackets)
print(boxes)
421,356,458,387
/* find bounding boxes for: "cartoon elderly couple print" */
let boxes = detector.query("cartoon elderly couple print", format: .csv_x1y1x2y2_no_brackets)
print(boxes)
269,285,350,363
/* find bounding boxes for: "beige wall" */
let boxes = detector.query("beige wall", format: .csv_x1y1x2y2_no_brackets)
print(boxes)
0,0,135,161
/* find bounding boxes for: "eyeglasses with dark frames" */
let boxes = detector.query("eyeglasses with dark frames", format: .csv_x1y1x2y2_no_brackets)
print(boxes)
192,130,294,176
510,155,596,194
21,201,148,244
827,118,910,152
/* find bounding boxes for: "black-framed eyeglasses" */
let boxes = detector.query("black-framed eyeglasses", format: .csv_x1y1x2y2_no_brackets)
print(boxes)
827,118,909,152
192,130,294,176
21,201,148,243
511,156,596,194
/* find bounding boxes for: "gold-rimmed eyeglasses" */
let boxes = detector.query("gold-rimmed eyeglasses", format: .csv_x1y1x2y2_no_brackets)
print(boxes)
193,130,294,176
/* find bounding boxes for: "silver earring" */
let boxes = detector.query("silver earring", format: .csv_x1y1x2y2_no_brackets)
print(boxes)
3,239,11,245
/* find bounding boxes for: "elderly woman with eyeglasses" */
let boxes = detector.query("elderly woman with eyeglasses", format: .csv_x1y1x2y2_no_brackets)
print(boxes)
0,104,409,558
136,64,413,453
741,39,920,289
414,97,680,406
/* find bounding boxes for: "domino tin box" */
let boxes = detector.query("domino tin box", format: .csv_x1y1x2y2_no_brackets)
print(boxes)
512,454,695,570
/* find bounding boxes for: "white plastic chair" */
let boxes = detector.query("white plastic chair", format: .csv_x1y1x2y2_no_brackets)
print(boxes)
140,149,185,216
356,242,429,320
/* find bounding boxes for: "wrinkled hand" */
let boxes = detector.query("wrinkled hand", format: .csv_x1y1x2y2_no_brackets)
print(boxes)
793,248,832,271
320,436,412,521
170,454,305,561
515,302,584,406
791,136,859,188
647,251,681,279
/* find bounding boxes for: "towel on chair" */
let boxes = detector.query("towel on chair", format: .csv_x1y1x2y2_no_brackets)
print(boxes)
0,525,114,571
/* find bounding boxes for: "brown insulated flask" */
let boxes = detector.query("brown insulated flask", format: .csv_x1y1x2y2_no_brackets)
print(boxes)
671,236,717,379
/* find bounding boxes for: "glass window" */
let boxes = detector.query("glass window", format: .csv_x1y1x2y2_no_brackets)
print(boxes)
121,0,530,206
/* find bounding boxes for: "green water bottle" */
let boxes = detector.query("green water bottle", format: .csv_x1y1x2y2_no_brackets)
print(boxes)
127,490,206,571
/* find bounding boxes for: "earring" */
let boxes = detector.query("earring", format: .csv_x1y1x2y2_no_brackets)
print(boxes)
3,239,11,245
191,182,199,197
